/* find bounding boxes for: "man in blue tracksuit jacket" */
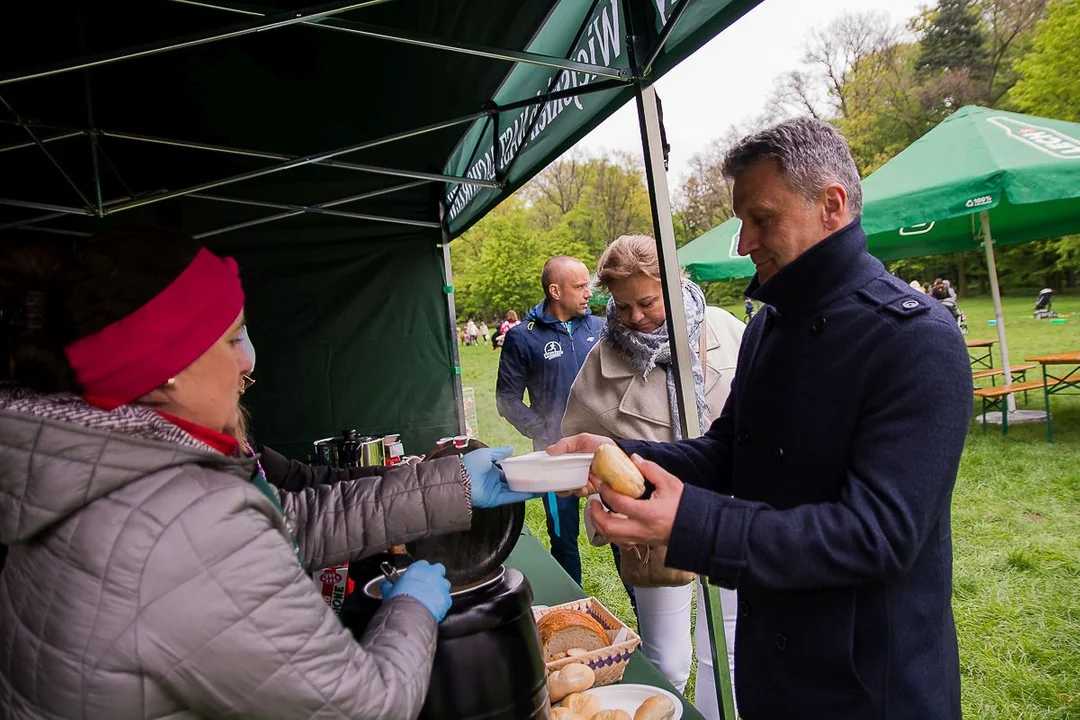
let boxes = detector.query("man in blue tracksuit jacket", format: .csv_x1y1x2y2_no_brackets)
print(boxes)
554,119,970,719
496,256,605,585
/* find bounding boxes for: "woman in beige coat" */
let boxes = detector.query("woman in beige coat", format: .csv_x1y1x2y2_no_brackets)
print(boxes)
562,234,743,718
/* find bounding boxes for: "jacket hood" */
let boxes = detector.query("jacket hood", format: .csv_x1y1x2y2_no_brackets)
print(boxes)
0,387,251,545
525,300,593,326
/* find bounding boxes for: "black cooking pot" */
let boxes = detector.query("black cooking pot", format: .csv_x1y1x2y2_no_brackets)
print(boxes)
339,567,549,719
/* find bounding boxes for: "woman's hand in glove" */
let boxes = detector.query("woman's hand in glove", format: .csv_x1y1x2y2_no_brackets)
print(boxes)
380,560,452,622
464,445,540,508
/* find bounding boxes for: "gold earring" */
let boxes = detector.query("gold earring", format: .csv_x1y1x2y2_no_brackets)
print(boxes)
164,378,177,389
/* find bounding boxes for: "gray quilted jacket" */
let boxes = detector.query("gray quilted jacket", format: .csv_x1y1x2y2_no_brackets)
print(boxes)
0,389,472,719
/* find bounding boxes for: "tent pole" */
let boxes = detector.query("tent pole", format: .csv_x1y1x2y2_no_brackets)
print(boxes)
626,0,733,712
100,130,500,188
0,131,83,155
0,197,93,216
439,204,467,436
190,190,439,229
635,82,736,720
101,111,492,215
170,0,630,80
981,211,1016,413
0,0,387,87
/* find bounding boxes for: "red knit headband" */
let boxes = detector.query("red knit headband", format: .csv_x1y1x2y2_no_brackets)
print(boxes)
65,248,245,403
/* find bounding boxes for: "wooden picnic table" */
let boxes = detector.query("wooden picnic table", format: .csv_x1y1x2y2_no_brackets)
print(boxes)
1024,351,1080,441
965,338,997,369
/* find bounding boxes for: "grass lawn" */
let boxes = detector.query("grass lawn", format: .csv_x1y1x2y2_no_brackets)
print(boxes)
460,292,1080,719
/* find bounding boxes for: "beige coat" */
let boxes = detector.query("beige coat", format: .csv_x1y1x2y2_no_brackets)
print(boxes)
562,306,745,585
563,306,744,443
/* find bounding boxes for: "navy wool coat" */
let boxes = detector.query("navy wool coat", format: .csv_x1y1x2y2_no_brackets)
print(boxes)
621,221,972,720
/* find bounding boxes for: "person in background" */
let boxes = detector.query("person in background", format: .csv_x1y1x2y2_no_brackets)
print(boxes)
562,234,744,716
479,321,490,345
0,228,532,720
494,309,520,349
743,295,755,322
553,117,970,720
465,318,479,346
496,256,619,590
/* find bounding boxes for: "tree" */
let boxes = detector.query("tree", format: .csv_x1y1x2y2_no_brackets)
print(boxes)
916,0,989,77
978,0,1052,103
1007,0,1080,121
914,0,991,116
675,135,739,239
522,153,587,230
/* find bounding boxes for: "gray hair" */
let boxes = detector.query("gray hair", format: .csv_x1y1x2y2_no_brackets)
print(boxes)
722,117,863,218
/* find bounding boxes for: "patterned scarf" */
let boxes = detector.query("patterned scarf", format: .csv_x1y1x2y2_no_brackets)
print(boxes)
603,281,710,439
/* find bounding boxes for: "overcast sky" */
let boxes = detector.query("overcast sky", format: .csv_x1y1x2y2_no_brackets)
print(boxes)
573,0,928,184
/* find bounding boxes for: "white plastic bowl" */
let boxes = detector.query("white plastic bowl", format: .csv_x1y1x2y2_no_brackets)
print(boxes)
498,451,593,493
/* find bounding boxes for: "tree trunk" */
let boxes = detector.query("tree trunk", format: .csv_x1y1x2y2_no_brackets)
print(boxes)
955,252,968,297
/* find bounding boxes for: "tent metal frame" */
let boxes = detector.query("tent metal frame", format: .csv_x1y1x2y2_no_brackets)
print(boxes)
0,3,738,711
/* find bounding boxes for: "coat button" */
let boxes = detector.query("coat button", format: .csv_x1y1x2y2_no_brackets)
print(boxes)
776,447,784,462
736,431,750,446
738,601,750,618
775,633,787,650
811,316,827,333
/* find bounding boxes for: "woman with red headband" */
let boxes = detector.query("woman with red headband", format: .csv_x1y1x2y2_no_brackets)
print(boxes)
0,229,531,719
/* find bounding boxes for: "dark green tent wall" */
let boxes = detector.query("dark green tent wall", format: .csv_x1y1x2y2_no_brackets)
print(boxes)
216,225,458,460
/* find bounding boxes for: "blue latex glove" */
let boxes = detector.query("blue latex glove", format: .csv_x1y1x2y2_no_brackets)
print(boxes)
464,445,541,508
380,560,452,622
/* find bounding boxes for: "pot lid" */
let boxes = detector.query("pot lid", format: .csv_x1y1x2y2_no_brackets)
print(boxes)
406,438,524,586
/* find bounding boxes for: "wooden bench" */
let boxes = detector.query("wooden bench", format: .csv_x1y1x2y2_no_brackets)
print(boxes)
973,378,1060,435
972,364,1038,401
971,364,1036,381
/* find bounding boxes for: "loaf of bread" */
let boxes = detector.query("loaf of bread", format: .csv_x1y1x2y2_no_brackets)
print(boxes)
593,444,646,498
634,694,676,720
591,711,632,720
546,663,595,703
537,610,609,662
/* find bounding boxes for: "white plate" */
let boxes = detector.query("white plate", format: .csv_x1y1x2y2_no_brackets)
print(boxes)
498,451,592,493
579,684,683,718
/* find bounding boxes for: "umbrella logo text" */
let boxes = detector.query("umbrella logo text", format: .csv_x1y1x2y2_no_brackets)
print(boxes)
988,116,1080,159
899,222,936,236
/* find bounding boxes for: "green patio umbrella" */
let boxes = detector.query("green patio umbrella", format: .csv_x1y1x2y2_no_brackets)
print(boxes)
861,105,1080,409
678,216,757,282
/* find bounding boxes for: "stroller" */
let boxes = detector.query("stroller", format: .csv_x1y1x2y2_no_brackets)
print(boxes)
1034,288,1057,319
940,298,968,334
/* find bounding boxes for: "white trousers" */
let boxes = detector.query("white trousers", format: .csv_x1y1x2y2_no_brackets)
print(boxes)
693,583,738,720
633,584,695,692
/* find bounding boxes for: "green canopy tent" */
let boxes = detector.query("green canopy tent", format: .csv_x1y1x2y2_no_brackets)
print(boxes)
678,216,755,282
1,2,764,715
861,105,1080,412
0,0,760,455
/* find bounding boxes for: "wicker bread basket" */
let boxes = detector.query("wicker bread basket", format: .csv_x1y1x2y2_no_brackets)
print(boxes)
533,597,641,687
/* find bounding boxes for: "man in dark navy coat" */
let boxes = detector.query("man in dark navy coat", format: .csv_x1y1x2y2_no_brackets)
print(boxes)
552,118,971,719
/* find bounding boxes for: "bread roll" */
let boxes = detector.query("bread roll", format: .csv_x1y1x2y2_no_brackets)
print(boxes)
593,444,646,498
550,708,586,720
634,694,676,720
591,711,632,720
546,663,595,703
566,647,588,657
558,692,601,717
537,610,609,662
